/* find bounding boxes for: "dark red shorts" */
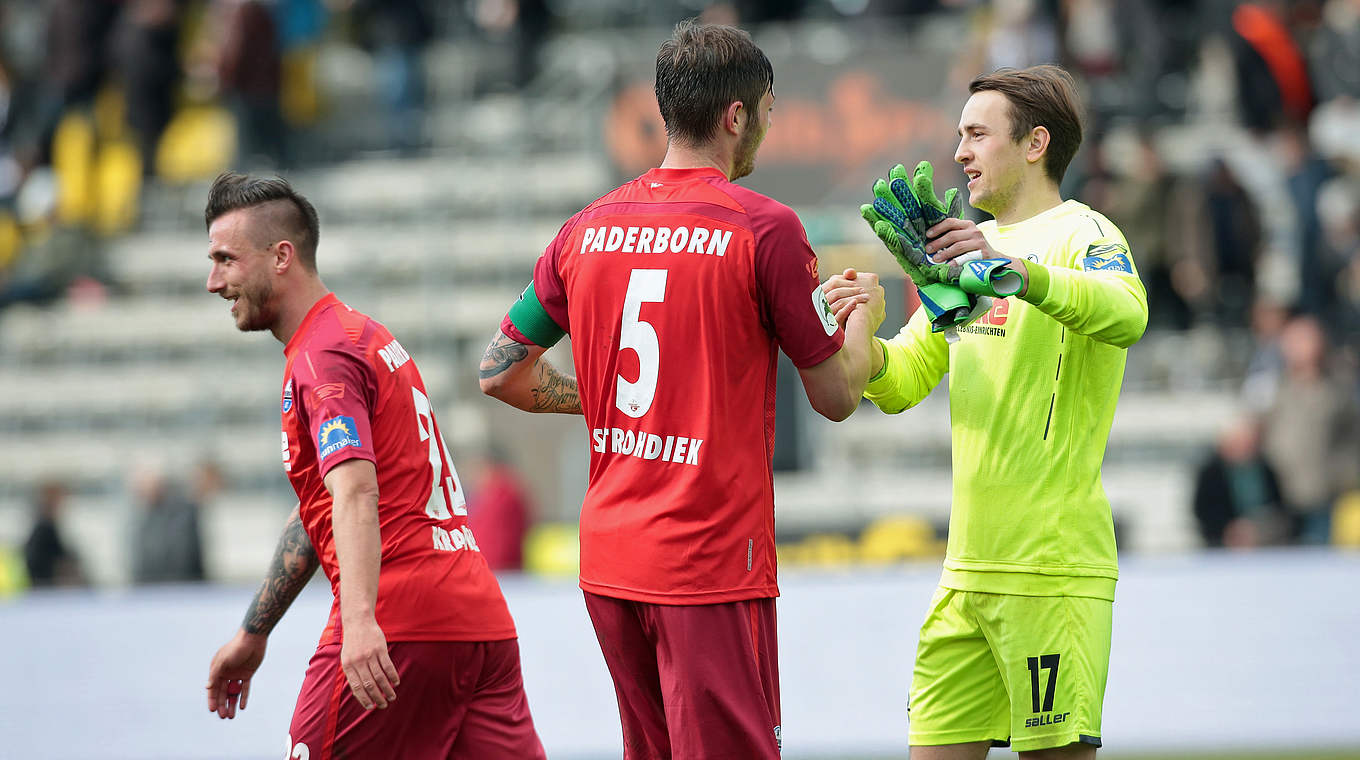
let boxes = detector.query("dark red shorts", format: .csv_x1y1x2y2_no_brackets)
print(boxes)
583,592,782,760
287,638,545,760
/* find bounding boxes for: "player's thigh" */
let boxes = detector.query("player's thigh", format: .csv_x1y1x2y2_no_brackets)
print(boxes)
287,641,464,759
1020,741,1098,760
651,597,782,760
973,593,1111,754
909,587,1010,747
448,639,546,760
583,591,671,760
909,741,993,760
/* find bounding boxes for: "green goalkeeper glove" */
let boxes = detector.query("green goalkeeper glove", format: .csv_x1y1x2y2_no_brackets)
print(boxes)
861,162,977,332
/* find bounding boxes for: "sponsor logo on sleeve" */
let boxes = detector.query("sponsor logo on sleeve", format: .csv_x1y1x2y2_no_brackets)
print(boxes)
281,379,293,413
813,287,838,336
1081,242,1132,273
318,416,362,460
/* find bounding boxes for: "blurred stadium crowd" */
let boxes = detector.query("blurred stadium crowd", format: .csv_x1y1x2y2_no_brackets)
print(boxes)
1,0,1358,590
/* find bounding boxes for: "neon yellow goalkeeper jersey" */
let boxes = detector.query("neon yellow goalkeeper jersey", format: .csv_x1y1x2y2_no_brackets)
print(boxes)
865,200,1147,600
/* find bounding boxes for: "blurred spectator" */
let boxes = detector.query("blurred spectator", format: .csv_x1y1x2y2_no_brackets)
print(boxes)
1192,415,1290,549
1307,0,1360,103
1102,133,1193,330
1203,157,1264,327
354,0,433,152
129,461,207,584
1280,125,1337,317
217,0,288,168
23,480,86,588
1317,178,1360,340
30,0,120,167
1260,314,1360,544
1228,2,1314,131
1240,296,1291,412
465,448,533,572
114,0,182,176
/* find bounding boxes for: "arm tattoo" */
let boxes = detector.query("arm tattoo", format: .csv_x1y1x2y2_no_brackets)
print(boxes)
479,334,529,380
241,506,320,636
531,360,581,414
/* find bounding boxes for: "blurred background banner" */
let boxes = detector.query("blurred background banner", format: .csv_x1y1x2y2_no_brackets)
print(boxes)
1,0,1358,757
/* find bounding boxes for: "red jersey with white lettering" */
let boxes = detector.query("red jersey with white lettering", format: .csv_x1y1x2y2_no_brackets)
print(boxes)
282,294,516,645
501,167,844,603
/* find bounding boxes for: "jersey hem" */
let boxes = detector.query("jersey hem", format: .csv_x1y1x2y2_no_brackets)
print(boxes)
940,566,1116,601
579,579,779,605
1011,730,1101,753
320,627,519,647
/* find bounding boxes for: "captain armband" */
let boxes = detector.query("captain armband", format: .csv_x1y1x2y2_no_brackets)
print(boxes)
507,281,567,347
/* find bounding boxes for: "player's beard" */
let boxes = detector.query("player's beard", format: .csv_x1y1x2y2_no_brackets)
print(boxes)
730,116,764,181
233,276,278,333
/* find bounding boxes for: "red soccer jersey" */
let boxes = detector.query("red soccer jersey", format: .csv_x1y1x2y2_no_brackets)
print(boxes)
502,167,844,603
282,294,516,645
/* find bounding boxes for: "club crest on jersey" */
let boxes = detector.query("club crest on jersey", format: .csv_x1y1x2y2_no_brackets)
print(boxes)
318,415,362,459
1082,242,1132,273
281,379,294,413
813,287,837,336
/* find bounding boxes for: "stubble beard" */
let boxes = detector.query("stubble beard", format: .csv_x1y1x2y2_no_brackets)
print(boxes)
234,277,277,333
730,119,763,181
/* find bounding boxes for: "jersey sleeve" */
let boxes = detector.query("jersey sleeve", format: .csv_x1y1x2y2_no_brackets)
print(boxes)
500,212,581,346
752,203,844,368
296,346,379,479
863,305,949,414
1019,216,1148,348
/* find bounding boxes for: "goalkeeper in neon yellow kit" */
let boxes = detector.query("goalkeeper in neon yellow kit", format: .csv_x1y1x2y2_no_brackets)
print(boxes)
824,65,1147,758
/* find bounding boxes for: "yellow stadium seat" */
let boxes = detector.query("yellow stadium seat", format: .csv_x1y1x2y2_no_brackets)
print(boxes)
859,515,942,563
52,112,96,225
0,211,20,269
93,140,142,236
523,522,580,578
155,105,236,184
1331,491,1360,548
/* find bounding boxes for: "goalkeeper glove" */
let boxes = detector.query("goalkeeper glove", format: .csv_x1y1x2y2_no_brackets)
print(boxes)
957,258,1026,298
861,162,978,332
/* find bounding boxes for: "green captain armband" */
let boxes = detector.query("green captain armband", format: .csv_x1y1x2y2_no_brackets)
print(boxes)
507,281,567,347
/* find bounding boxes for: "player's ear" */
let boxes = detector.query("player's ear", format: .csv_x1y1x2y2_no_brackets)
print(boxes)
1026,126,1050,165
274,239,296,273
723,100,743,136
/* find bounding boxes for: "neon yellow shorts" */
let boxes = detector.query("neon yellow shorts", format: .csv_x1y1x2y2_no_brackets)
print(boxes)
907,586,1111,752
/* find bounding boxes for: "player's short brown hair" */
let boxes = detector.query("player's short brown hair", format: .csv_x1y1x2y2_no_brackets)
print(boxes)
204,173,321,271
654,20,773,146
969,65,1084,184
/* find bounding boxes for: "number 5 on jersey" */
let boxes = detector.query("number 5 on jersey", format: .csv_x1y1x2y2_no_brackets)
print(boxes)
617,269,668,419
411,386,466,520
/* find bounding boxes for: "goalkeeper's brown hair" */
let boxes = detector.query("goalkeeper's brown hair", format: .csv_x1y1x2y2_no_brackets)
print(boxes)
205,172,321,272
970,65,1084,185
654,20,773,147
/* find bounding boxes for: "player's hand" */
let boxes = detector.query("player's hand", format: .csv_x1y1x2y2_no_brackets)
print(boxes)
923,217,996,263
206,629,267,719
823,268,882,328
339,618,400,710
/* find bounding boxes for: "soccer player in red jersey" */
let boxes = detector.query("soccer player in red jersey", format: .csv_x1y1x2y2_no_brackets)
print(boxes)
480,21,884,759
201,173,545,760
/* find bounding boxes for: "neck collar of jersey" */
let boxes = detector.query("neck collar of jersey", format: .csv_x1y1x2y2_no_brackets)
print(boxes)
284,292,340,357
994,199,1079,233
645,166,728,183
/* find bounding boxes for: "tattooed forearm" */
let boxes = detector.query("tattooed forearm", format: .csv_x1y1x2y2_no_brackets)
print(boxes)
241,506,319,635
530,360,581,414
479,335,529,380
